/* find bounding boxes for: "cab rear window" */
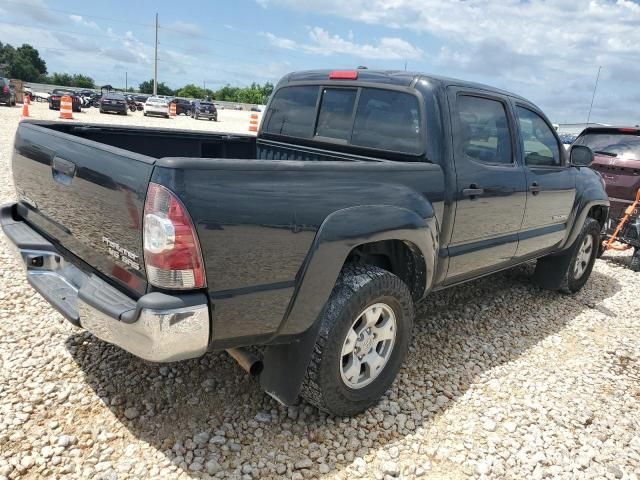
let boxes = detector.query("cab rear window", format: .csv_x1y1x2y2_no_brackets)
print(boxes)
263,85,423,155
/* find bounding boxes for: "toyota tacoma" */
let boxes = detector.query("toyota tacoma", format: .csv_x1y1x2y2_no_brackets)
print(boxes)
1,69,609,416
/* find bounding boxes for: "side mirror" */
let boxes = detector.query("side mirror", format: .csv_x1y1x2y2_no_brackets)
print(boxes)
570,145,594,167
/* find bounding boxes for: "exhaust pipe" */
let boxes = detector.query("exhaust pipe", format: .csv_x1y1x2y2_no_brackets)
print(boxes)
226,348,263,376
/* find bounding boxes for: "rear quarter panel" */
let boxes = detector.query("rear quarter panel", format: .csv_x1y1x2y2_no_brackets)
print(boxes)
152,158,444,347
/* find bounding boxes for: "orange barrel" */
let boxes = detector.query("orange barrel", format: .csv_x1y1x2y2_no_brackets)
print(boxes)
59,95,73,119
249,113,259,132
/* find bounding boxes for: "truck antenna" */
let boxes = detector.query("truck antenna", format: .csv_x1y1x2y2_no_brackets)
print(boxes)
586,66,601,126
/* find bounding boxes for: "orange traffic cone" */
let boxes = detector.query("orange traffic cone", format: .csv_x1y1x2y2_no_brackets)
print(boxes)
59,95,73,120
21,102,30,118
249,113,259,132
169,102,176,117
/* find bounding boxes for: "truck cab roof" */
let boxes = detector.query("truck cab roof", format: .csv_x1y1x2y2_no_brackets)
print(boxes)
279,69,529,102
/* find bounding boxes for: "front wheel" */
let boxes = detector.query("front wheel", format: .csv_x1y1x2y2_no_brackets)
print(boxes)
299,264,414,416
533,218,600,293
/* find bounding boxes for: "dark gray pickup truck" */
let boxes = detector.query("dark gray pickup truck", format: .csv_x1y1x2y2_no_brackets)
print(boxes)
1,69,609,415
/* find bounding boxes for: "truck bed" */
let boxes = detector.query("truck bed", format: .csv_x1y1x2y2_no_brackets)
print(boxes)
11,120,445,348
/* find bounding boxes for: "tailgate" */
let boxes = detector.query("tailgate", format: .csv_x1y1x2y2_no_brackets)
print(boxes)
12,122,154,296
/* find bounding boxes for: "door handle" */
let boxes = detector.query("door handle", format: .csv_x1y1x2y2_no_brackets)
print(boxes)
52,156,76,186
529,182,541,195
462,184,484,199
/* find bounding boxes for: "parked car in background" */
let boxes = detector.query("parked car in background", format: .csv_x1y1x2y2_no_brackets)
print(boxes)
559,133,579,149
48,89,81,112
191,100,217,121
250,106,261,112
173,98,192,115
144,96,169,118
2,69,609,416
99,93,128,115
134,94,149,103
0,78,16,106
576,126,640,268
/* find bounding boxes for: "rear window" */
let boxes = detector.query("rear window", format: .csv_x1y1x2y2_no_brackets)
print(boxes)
200,102,214,106
575,132,640,160
105,94,125,100
351,89,421,154
264,86,318,138
316,88,357,141
264,85,422,155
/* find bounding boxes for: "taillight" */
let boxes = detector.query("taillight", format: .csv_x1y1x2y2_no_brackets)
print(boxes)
2,85,8,93
143,183,206,289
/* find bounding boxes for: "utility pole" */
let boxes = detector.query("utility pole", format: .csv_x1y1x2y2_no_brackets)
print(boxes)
404,60,407,71
125,71,127,92
153,13,158,96
586,66,601,125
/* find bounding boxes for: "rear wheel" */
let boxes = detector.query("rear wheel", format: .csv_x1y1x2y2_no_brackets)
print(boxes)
299,264,414,416
533,218,600,293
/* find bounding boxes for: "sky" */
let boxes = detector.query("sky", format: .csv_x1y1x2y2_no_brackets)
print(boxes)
0,0,638,124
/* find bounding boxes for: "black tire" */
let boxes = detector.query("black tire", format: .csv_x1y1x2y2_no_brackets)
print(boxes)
299,264,414,416
630,248,640,272
533,218,601,294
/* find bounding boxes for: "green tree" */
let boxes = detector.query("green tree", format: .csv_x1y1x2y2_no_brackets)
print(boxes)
0,42,47,82
139,79,174,96
176,83,205,98
70,74,95,88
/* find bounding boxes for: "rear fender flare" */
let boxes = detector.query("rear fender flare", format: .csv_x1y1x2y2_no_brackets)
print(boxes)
259,203,438,405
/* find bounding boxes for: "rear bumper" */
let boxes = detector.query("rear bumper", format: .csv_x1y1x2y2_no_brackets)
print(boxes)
1,203,210,362
145,107,168,116
100,104,127,113
195,111,217,119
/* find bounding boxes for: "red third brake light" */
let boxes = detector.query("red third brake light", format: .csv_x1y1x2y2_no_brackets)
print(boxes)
619,128,638,133
143,183,206,289
329,70,358,80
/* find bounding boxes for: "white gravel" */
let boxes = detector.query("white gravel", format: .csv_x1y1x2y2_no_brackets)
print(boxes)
1,102,640,479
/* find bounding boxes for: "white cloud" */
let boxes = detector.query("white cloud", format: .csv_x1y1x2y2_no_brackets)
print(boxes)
264,27,423,60
163,20,204,37
69,15,99,29
259,0,640,123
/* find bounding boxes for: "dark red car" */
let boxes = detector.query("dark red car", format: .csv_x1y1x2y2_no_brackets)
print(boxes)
48,89,81,112
575,126,640,268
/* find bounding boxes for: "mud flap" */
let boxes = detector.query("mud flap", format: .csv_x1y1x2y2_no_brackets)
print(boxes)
259,318,323,406
532,252,573,290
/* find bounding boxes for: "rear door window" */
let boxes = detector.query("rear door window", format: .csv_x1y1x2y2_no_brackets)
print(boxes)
264,85,318,138
574,132,640,160
456,95,513,165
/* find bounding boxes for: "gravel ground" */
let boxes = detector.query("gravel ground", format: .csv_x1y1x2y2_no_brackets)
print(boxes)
1,103,640,480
